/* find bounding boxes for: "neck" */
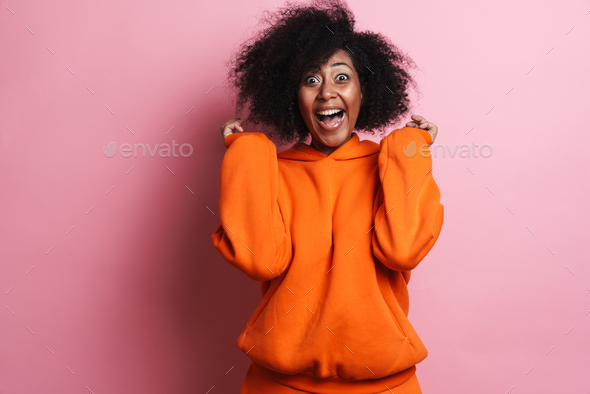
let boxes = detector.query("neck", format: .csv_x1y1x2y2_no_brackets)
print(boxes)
310,133,353,155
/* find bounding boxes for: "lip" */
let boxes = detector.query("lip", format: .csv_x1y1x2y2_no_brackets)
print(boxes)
315,106,345,112
314,109,346,131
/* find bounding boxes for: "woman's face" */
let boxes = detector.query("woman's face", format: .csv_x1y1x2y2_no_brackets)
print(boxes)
297,49,363,155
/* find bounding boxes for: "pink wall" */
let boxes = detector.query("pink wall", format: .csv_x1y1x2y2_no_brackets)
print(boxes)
1,0,589,392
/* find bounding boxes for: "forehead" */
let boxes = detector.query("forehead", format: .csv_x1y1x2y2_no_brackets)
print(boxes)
306,49,356,72
325,49,353,64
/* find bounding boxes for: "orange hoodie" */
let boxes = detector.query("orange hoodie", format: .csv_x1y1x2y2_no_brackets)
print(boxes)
211,127,444,390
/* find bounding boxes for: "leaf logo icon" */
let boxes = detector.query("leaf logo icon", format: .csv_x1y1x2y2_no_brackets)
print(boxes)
103,142,117,158
403,141,417,157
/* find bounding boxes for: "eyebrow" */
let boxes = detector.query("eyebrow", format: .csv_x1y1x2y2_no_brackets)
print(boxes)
307,62,352,71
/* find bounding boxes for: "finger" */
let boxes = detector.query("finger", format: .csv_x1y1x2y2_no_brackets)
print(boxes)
221,118,240,128
221,121,240,133
419,122,435,140
426,123,437,135
419,120,432,130
411,116,429,129
221,124,233,138
223,124,243,137
423,122,436,134
427,126,437,143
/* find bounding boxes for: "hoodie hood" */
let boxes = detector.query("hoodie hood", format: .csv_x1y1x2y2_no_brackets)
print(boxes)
277,132,380,161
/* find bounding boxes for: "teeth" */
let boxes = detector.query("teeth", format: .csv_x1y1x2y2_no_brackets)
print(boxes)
316,109,343,115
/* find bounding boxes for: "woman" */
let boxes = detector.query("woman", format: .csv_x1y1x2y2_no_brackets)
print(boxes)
211,0,444,392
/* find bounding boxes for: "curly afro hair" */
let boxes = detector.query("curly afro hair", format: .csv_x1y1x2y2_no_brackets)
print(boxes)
225,0,421,145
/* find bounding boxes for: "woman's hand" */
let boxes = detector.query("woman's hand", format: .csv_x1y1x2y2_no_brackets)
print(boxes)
220,118,244,142
406,115,438,145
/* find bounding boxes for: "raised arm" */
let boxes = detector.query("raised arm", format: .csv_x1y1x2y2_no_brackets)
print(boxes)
372,127,444,272
211,132,292,281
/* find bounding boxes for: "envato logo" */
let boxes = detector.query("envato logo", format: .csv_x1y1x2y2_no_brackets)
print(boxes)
103,141,193,158
402,141,493,158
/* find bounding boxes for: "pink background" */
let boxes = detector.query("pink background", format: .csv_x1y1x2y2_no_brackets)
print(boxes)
1,0,589,392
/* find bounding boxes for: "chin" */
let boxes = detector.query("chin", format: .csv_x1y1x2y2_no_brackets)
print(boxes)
314,127,347,142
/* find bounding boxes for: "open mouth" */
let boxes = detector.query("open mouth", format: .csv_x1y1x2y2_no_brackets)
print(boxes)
314,109,345,128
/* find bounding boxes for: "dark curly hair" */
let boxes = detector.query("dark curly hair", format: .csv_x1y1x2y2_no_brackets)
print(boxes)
225,0,421,145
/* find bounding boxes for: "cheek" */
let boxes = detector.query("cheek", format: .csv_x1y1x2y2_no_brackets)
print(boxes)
347,90,362,114
297,91,304,111
298,92,313,116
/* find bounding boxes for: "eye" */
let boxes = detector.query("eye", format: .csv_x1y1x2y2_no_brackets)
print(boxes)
304,73,349,84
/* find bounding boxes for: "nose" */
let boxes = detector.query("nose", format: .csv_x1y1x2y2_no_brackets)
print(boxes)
317,80,337,101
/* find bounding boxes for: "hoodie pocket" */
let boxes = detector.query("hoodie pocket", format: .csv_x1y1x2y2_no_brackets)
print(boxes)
375,260,409,338
386,299,408,338
243,275,284,330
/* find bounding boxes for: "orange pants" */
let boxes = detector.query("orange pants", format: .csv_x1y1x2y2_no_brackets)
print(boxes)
239,362,423,394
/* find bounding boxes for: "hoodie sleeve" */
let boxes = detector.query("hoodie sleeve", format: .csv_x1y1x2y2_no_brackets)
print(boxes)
372,127,444,272
211,132,293,281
